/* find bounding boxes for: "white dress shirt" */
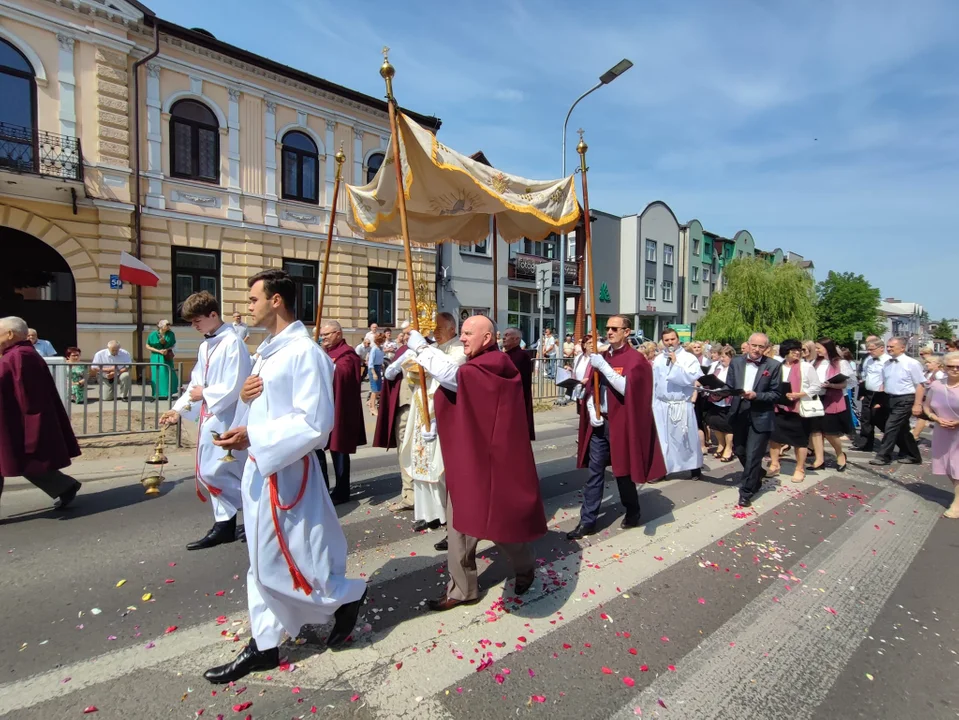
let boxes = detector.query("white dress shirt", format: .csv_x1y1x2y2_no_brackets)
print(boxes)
861,354,890,392
91,347,132,370
881,354,925,396
743,360,760,391
232,321,250,342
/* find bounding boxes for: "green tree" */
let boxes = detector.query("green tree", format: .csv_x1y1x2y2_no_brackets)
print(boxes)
933,318,955,341
696,258,817,345
815,271,884,348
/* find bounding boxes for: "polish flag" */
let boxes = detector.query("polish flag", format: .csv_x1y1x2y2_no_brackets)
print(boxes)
119,251,161,287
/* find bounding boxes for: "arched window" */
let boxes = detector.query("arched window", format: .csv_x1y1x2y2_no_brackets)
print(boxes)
366,152,384,184
281,130,319,204
0,38,38,172
170,99,219,182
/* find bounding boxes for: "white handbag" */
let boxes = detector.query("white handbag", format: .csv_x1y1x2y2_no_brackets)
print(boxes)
798,395,825,418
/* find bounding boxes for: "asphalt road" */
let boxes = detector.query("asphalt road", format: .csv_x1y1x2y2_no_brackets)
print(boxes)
1,412,956,719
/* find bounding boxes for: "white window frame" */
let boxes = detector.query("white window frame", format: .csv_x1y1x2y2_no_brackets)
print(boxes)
644,277,656,300
691,266,699,282
662,280,673,302
663,244,674,266
645,239,657,262
460,236,491,257
693,238,701,256
691,294,698,310
702,267,710,283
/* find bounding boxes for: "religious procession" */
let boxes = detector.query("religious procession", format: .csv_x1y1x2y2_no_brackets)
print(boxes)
2,36,957,719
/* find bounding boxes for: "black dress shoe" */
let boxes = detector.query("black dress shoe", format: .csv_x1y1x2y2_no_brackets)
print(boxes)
204,639,279,684
690,468,702,479
514,571,535,596
328,589,367,648
236,524,246,543
428,594,480,612
331,495,351,506
434,537,448,551
54,481,82,510
869,457,891,466
412,518,442,532
737,497,752,508
621,513,642,529
187,516,237,551
566,522,597,540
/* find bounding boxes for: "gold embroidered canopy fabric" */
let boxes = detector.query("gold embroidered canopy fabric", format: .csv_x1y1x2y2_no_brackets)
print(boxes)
345,112,581,246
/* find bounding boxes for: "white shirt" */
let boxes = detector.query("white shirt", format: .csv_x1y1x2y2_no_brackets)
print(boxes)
743,360,759,391
91,347,132,370
862,354,890,392
881,354,925,396
232,322,250,342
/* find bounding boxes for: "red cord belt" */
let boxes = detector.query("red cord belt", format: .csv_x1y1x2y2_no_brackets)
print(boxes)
250,453,313,595
194,406,223,503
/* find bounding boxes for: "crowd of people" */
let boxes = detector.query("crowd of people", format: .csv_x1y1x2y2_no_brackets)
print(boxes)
3,284,958,686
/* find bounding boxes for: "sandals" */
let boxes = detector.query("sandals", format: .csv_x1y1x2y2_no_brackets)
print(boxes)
791,471,806,484
720,455,735,463
765,465,781,478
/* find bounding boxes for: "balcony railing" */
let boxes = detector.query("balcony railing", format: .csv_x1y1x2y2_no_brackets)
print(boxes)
0,122,83,182
509,252,580,286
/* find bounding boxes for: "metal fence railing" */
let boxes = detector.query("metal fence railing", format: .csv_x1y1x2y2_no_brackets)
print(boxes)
44,360,185,441
531,356,574,405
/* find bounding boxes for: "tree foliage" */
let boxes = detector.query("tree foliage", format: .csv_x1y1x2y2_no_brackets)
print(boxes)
695,258,817,345
933,318,955,341
815,271,884,348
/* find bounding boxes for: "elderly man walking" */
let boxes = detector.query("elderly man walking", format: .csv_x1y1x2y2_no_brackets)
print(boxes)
0,316,82,509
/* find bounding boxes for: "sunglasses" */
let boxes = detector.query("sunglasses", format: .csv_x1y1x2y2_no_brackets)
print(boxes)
947,365,959,370
605,326,627,332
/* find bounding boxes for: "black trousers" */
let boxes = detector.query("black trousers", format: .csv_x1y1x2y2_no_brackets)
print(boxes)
316,449,351,502
0,468,76,501
733,420,771,501
580,423,640,526
856,390,887,449
876,394,921,463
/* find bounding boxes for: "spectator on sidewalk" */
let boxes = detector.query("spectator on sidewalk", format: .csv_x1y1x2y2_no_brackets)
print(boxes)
355,337,371,383
26,328,56,357
231,312,250,342
0,316,82,510
91,341,132,401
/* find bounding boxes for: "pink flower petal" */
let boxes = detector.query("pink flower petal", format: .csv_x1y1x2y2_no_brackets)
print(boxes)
531,695,546,703
623,677,635,687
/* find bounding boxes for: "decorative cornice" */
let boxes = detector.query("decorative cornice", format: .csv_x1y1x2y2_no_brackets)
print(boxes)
283,210,318,224
172,189,220,208
56,33,76,51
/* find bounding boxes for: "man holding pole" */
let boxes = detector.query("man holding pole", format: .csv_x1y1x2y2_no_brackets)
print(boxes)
161,291,251,550
316,320,366,505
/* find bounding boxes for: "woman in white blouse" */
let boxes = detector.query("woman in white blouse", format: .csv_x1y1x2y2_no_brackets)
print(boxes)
809,337,856,471
768,339,822,482
703,345,736,462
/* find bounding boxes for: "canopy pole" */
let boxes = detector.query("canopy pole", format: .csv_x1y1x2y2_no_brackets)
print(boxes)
491,215,498,324
577,130,602,421
381,49,431,430
313,145,346,342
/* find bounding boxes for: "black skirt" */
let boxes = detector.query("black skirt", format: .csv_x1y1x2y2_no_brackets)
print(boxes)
822,408,853,436
772,411,810,446
706,405,733,434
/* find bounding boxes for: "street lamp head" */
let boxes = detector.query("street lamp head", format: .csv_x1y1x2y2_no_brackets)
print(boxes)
600,58,633,84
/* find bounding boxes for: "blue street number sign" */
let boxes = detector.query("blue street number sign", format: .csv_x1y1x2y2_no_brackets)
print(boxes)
110,274,123,290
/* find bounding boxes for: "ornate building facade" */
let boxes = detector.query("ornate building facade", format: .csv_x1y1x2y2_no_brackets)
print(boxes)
0,0,440,361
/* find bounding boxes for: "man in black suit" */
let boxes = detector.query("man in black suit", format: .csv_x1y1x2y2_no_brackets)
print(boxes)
724,333,784,507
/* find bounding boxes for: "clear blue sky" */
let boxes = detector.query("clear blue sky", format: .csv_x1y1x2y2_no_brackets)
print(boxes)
153,0,959,319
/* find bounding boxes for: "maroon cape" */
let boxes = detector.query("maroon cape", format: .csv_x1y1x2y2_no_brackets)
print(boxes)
504,345,535,440
324,340,366,454
372,345,407,449
0,341,80,477
576,343,666,484
434,344,547,544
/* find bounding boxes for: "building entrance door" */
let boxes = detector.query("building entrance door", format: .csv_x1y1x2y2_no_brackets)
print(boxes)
0,226,76,353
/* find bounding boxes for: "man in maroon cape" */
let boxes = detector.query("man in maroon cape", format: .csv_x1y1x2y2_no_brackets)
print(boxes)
568,314,666,540
316,320,366,505
503,327,535,440
0,316,82,509
374,330,415,512
407,315,546,611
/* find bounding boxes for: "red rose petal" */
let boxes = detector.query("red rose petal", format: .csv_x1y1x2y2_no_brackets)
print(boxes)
165,625,178,634
395,662,403,670
232,702,252,712
82,708,98,715
602,666,614,674
532,695,546,703
562,643,572,649
165,579,175,584
215,591,226,597
350,694,360,702
668,664,677,671
623,677,635,687
215,616,228,625
640,664,649,672
628,648,638,655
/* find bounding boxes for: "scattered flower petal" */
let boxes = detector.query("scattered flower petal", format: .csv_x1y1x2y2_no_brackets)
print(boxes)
531,695,546,703
623,677,635,687
115,580,126,588
165,626,178,634
232,702,251,712
602,666,614,675
83,706,98,714
141,593,152,602
350,694,360,702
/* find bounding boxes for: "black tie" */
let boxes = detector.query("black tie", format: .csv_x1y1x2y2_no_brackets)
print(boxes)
204,333,216,339
889,358,898,363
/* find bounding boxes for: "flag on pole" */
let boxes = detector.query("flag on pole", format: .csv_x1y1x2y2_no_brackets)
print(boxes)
118,251,161,287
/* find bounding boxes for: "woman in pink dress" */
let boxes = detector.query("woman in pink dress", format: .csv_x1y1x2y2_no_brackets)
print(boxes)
922,351,959,518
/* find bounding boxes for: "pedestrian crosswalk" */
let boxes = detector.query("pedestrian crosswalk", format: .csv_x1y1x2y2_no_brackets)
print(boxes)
0,427,950,719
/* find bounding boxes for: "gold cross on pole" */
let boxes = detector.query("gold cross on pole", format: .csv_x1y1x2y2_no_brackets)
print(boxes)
577,128,585,141
382,46,390,61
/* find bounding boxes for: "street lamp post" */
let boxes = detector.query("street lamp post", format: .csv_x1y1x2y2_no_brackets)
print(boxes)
558,59,632,339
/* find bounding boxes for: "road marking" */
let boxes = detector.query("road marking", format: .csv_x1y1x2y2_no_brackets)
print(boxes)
610,489,941,720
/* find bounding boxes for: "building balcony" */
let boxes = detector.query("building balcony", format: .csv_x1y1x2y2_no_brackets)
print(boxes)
0,123,83,183
508,252,580,286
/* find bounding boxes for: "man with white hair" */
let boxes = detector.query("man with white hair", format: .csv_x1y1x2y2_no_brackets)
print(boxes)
0,316,82,509
26,328,57,357
232,312,250,342
91,341,133,401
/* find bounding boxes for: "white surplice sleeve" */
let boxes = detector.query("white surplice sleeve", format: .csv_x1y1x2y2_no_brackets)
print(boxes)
666,352,703,387
202,337,252,418
414,345,461,392
172,357,203,422
246,346,335,479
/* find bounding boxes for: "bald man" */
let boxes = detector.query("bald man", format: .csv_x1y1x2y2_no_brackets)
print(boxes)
316,320,366,504
409,316,547,609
